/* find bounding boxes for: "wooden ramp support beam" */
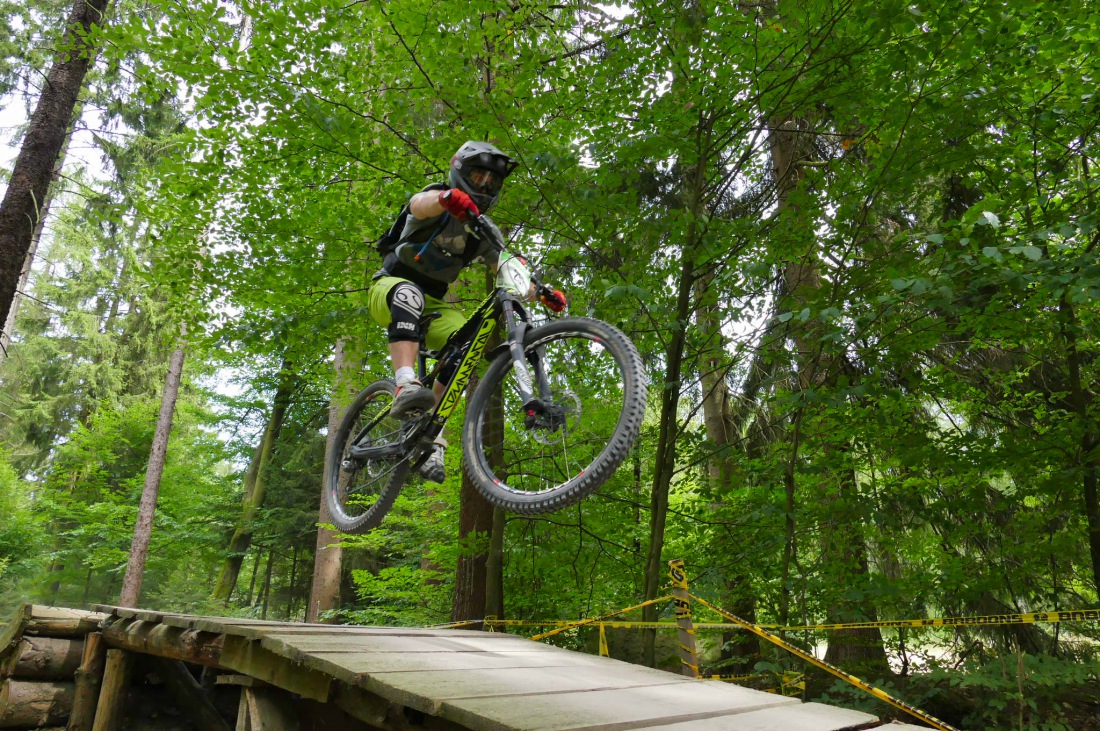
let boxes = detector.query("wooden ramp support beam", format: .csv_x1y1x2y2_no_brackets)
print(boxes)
68,632,107,731
101,616,225,667
238,687,300,731
90,649,132,731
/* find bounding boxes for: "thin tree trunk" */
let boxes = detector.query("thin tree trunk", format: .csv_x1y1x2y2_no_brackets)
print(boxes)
243,550,261,606
307,339,358,622
0,0,110,330
693,276,760,672
212,364,295,603
1060,299,1100,594
286,546,299,620
452,270,502,624
642,245,696,667
260,550,275,619
485,507,506,620
118,338,186,607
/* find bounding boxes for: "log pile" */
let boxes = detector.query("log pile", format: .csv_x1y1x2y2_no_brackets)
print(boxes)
0,605,107,729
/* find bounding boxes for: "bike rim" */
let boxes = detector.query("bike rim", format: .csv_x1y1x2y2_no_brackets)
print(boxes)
475,330,631,497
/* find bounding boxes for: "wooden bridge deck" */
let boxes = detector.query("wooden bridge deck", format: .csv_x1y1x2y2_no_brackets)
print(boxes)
0,604,931,730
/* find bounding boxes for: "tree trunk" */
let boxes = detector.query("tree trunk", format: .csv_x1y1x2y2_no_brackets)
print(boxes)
450,367,495,623
769,115,887,674
118,338,186,607
260,549,275,619
286,546,299,620
641,241,696,668
485,507,506,620
452,272,504,624
307,339,358,622
693,276,760,673
1060,298,1100,595
0,146,62,364
212,364,296,603
0,0,110,330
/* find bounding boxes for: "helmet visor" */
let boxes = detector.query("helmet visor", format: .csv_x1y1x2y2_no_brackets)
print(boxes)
465,167,504,196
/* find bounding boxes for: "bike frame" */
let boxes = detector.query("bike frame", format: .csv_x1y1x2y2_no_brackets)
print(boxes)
347,284,546,465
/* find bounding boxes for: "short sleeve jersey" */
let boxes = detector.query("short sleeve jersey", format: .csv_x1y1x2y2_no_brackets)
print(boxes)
382,212,502,299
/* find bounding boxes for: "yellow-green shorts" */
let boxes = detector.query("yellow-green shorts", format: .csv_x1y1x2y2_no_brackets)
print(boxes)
367,276,467,351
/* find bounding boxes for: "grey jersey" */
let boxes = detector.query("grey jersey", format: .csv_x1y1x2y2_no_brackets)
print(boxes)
392,213,502,286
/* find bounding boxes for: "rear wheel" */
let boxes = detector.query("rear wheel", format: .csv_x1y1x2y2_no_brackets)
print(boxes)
462,317,646,514
324,380,411,533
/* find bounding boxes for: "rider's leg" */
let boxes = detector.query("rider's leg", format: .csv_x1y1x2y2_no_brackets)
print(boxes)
414,301,467,483
423,298,467,402
371,279,435,417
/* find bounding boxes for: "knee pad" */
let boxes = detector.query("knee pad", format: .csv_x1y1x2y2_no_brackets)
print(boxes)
387,282,425,342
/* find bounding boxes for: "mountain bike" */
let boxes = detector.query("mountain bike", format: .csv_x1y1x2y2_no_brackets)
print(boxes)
324,215,647,534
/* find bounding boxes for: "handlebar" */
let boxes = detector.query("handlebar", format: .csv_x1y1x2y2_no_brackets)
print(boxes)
464,210,567,312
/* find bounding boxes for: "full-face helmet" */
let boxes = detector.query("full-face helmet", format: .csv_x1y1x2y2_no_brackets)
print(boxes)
449,141,518,212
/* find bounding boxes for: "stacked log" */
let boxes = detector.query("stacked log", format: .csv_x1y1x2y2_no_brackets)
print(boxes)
0,605,107,729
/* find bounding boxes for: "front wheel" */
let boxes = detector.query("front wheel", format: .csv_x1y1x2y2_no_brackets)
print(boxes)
462,317,646,514
325,380,410,533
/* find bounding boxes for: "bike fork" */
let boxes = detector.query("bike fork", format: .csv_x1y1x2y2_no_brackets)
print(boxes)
501,301,541,412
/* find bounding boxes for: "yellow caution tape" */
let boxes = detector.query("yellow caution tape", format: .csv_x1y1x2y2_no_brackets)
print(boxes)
473,609,1100,633
762,609,1100,632
528,595,674,642
689,593,962,731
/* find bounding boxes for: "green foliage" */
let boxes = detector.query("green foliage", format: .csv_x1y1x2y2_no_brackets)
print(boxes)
2,0,1100,726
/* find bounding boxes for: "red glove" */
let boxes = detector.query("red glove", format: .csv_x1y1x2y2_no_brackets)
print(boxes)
540,289,567,312
439,189,479,220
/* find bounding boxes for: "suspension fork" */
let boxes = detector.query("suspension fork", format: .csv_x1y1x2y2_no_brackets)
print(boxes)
500,300,544,413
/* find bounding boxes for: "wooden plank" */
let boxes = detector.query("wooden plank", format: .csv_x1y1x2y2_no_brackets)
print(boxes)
220,636,331,702
437,681,798,731
90,649,132,731
331,682,390,728
638,702,880,730
236,691,251,731
68,633,107,731
259,633,553,655
358,664,692,717
308,647,616,678
217,674,272,687
244,687,300,731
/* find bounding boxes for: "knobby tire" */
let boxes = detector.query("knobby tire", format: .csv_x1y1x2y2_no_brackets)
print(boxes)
324,380,410,534
462,317,646,514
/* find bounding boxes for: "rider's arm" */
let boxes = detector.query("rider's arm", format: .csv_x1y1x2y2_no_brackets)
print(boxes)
409,191,446,219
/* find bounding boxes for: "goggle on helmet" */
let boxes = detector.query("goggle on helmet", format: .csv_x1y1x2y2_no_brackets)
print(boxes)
449,141,519,212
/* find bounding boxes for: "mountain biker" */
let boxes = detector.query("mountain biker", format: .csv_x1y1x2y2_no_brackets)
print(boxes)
367,141,566,484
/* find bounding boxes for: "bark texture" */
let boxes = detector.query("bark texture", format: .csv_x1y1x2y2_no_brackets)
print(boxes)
212,365,295,604
307,339,357,622
0,0,110,330
119,340,187,607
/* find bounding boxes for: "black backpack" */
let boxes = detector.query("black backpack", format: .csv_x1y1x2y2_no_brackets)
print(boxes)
375,182,449,257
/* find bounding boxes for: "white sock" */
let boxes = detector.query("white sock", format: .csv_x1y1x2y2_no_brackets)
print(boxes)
395,366,416,386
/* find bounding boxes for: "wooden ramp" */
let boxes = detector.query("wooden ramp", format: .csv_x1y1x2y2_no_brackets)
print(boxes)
0,604,931,730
